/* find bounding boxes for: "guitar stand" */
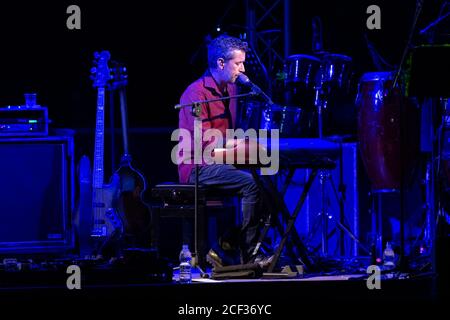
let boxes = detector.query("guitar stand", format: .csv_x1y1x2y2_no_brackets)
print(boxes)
94,228,124,259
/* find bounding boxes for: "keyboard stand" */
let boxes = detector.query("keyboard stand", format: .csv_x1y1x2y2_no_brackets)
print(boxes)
249,158,337,273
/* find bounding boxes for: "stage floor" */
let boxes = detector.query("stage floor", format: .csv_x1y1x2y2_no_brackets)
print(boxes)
0,265,445,317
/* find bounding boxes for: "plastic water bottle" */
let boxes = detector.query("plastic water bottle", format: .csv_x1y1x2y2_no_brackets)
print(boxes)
179,244,192,284
383,242,396,270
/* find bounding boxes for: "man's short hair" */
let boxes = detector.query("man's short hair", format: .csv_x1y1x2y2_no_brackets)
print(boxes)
207,35,248,69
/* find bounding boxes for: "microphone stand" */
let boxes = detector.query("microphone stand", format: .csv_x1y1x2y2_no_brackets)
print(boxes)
391,0,423,272
174,91,256,275
419,11,450,36
393,0,424,88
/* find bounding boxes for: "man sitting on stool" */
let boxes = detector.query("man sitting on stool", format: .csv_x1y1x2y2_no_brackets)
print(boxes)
176,35,272,268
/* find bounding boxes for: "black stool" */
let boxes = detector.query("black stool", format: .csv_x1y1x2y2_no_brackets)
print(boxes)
151,183,237,269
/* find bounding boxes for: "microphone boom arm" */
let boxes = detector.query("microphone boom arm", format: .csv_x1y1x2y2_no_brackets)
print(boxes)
419,10,450,35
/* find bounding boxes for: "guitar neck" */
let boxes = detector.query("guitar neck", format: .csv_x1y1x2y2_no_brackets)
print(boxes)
119,88,130,156
93,87,106,189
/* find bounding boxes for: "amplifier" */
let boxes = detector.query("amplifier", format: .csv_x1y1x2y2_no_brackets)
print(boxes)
0,106,48,136
0,135,75,254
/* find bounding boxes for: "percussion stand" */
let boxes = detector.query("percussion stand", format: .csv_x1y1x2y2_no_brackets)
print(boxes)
315,140,371,257
311,83,332,256
314,83,327,140
314,83,334,256
313,87,370,256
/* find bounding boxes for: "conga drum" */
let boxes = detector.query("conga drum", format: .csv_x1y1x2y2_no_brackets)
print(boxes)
357,72,420,191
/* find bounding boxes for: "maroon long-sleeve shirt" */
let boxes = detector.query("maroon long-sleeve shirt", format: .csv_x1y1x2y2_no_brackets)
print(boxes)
177,70,238,183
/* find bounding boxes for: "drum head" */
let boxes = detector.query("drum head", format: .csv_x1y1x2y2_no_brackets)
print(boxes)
359,71,394,82
319,53,353,90
285,54,321,86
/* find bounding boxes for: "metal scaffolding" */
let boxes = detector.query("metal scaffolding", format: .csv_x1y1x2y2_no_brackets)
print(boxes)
245,0,291,91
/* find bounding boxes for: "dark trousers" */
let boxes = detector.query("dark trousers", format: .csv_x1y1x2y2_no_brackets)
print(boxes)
189,164,261,262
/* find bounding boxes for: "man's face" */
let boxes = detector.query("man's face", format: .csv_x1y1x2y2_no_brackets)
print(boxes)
222,49,245,83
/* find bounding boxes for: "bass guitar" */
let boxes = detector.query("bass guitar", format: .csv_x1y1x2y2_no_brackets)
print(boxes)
90,51,124,257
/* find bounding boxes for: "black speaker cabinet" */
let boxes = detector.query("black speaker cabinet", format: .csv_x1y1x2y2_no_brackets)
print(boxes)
0,136,74,254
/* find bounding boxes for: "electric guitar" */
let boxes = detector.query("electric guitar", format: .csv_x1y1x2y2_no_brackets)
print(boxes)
110,62,152,247
90,51,124,256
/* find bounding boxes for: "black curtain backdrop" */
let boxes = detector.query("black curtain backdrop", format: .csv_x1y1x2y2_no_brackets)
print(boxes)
0,0,444,129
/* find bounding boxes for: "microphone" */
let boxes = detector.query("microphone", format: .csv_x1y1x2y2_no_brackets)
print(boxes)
237,74,274,105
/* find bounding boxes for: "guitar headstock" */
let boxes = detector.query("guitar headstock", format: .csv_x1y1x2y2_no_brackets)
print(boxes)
109,61,128,90
91,51,111,88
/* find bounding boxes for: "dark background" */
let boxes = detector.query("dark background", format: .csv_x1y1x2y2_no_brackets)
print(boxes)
0,0,445,128
0,0,447,213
